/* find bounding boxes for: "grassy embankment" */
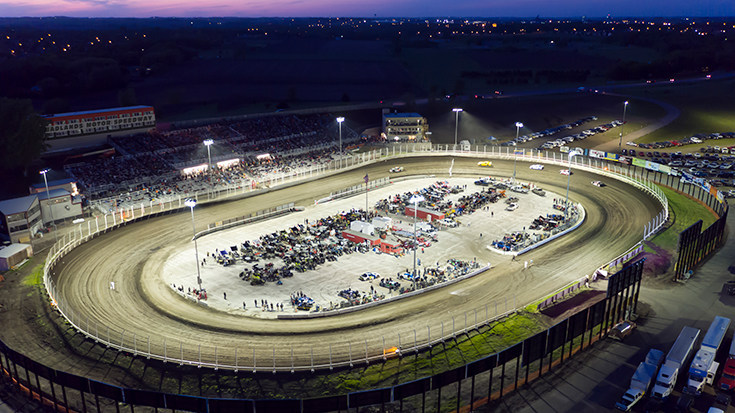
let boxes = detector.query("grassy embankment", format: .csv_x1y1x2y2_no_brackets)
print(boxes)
646,186,719,252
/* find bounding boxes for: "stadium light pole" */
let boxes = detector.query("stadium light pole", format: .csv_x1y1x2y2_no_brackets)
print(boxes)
564,150,581,222
409,194,425,290
452,108,463,147
39,168,57,243
513,122,523,184
203,139,214,189
618,101,629,149
185,199,202,291
336,117,345,169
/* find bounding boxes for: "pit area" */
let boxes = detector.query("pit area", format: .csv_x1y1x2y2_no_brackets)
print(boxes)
162,176,577,317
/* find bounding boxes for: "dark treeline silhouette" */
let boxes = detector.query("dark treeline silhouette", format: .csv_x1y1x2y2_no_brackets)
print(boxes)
2,17,735,116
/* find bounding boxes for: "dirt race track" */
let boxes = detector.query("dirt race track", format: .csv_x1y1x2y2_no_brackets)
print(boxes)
49,156,661,369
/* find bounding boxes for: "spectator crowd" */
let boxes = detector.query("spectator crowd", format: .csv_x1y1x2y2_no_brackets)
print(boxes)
63,114,363,213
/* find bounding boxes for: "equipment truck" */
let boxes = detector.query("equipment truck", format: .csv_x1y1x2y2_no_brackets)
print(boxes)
687,316,731,395
615,348,665,411
651,326,701,400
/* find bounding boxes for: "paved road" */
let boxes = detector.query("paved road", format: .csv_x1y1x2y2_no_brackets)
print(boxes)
39,156,661,371
488,201,735,413
593,92,681,154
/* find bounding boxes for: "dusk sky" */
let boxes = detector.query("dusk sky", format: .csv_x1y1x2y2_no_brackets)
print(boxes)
1,0,734,18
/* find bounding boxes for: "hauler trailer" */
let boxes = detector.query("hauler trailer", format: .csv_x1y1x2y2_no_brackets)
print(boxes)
687,316,731,394
651,326,701,400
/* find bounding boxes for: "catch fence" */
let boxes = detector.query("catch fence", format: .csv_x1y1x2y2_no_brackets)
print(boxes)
3,261,644,412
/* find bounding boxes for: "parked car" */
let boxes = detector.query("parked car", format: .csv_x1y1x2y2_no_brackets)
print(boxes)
610,320,637,341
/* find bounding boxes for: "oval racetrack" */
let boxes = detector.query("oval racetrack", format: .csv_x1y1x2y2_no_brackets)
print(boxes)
51,156,661,368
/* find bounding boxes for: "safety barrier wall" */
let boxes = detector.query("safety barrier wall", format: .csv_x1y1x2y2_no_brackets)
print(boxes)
278,264,492,319
514,203,585,255
201,202,296,239
42,143,675,375
10,261,644,413
673,206,729,281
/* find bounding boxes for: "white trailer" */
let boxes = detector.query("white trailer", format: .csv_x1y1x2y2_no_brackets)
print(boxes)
651,326,701,400
687,316,731,394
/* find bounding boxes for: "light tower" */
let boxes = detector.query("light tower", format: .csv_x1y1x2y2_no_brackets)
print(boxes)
336,117,345,168
203,139,214,188
512,122,523,183
185,199,202,290
39,168,57,242
618,101,629,148
452,108,463,147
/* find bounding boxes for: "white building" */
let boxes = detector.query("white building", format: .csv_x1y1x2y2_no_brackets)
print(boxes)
382,111,429,142
0,195,42,244
37,188,83,225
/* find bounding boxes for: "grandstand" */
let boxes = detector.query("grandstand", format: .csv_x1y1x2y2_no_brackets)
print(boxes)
63,113,362,212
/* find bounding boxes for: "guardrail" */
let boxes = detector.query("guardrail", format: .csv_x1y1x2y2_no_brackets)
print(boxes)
199,203,296,239
4,262,645,413
279,264,492,320
43,143,674,372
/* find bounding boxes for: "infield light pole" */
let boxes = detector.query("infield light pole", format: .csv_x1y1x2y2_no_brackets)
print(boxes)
564,150,581,222
513,122,523,184
336,117,345,169
185,198,202,290
203,139,214,191
452,108,463,148
618,101,629,148
410,194,425,290
40,168,58,243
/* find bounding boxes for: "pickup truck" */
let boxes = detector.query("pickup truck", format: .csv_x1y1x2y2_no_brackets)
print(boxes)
615,349,665,411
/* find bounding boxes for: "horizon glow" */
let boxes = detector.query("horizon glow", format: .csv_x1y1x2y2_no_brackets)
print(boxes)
1,0,735,18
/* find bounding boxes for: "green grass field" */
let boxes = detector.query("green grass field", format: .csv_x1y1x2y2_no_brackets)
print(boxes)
284,311,545,396
648,186,719,251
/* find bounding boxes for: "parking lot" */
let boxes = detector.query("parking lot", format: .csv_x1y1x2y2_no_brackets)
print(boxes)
162,176,568,317
488,203,735,413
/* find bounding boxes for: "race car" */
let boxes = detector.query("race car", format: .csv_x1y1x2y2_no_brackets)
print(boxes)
560,169,572,176
474,177,492,186
529,164,544,170
591,180,606,187
379,279,401,289
477,161,493,167
359,272,380,281
389,166,404,173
